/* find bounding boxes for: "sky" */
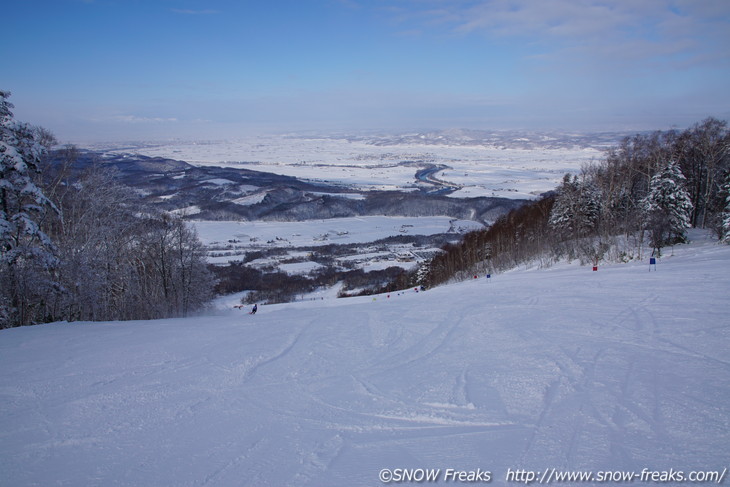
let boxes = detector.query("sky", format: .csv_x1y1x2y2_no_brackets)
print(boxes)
3,0,730,142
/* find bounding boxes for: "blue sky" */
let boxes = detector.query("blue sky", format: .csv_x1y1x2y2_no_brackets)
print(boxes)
3,0,729,142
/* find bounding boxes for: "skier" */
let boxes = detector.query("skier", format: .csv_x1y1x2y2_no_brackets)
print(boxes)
250,304,258,315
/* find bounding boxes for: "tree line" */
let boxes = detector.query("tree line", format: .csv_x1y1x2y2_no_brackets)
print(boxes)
213,259,410,305
1,91,214,328
419,118,730,288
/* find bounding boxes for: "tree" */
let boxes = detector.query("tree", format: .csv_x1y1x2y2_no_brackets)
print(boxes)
548,173,600,238
414,260,431,286
642,160,694,251
46,165,146,321
41,159,215,322
0,91,59,327
675,118,730,228
721,174,730,244
136,213,215,318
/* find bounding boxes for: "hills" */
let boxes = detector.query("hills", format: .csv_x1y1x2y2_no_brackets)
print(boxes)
62,143,532,223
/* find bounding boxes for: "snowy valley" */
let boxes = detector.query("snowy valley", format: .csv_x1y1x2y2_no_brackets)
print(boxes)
73,131,609,281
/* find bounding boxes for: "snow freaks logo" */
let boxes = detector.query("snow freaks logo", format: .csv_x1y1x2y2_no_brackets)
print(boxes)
379,468,492,483
378,467,728,484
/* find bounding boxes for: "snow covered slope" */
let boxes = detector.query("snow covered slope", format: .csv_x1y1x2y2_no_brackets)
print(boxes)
1,233,729,486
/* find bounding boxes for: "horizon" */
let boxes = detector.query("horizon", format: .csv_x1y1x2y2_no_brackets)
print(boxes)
3,1,730,143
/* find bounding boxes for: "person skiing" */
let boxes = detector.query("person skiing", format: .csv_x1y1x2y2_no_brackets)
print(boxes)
250,304,258,315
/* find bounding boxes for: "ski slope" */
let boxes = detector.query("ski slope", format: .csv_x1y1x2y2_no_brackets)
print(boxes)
1,232,729,486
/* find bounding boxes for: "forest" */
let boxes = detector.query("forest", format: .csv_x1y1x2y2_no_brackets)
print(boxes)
1,91,215,328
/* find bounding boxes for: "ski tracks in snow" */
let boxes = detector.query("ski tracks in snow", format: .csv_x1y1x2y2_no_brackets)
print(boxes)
510,267,730,471
2,238,729,486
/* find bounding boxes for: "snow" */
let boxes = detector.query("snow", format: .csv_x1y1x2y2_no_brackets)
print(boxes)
195,216,482,269
335,249,420,272
278,261,324,275
203,178,237,186
171,205,203,216
356,258,419,272
1,232,729,486
230,192,268,206
98,136,601,199
192,216,484,249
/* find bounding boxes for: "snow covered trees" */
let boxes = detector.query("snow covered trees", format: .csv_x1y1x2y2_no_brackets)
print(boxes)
675,118,730,229
45,166,142,321
547,173,607,264
136,213,215,318
0,91,214,327
596,121,729,235
548,156,695,258
642,160,694,251
1,91,59,327
42,164,215,322
548,173,601,237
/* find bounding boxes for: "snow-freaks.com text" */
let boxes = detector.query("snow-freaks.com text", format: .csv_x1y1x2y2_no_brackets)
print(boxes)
505,467,728,484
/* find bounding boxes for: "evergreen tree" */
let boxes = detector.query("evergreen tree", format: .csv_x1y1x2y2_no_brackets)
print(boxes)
0,91,59,327
575,179,601,235
548,174,600,237
642,160,693,250
414,260,431,286
548,174,576,232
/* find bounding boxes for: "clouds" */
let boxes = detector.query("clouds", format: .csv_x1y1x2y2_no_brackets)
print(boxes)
391,0,729,70
361,0,729,130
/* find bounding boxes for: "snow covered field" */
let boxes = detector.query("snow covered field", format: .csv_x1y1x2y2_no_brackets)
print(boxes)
194,216,483,250
99,135,602,199
194,216,483,266
1,232,728,486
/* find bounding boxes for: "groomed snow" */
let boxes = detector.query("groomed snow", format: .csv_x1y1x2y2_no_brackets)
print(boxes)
1,232,729,486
